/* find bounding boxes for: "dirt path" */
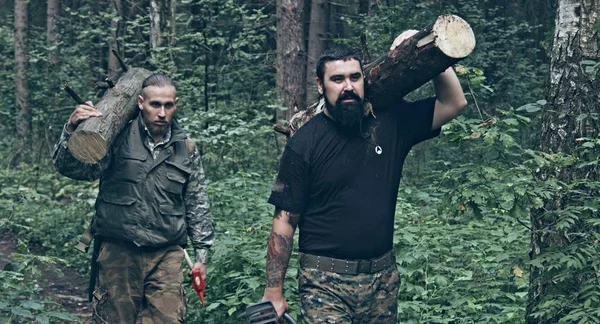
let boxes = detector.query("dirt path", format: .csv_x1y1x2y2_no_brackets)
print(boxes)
0,232,91,322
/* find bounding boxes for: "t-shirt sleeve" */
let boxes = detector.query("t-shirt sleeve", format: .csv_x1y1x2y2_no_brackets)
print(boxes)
267,145,309,214
398,97,440,145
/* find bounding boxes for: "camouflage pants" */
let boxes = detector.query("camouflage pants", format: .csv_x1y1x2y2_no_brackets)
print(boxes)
298,261,400,324
91,241,187,324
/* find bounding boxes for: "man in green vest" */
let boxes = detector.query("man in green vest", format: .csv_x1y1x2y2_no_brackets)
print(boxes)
53,74,214,323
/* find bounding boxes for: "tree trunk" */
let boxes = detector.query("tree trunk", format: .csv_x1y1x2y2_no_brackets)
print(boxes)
277,14,475,137
108,0,123,78
306,0,329,104
14,0,29,140
276,0,306,122
47,0,58,64
149,0,162,49
359,0,378,15
67,68,153,164
368,0,378,15
526,0,600,322
168,0,176,46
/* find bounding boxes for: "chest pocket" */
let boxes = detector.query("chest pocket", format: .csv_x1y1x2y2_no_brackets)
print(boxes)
112,149,149,184
162,160,191,195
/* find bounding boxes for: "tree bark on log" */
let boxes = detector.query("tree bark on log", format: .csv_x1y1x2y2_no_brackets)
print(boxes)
67,68,153,164
276,14,475,137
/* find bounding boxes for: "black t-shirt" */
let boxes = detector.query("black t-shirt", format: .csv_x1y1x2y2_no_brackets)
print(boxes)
268,98,439,260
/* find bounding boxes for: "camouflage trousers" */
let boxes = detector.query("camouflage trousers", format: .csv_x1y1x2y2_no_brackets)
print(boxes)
298,257,400,324
91,241,187,324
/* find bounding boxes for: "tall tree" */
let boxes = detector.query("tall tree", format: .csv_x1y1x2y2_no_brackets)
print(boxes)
305,0,329,104
108,0,123,77
527,1,600,322
276,0,306,121
168,0,176,46
14,0,29,142
47,0,58,64
149,0,162,49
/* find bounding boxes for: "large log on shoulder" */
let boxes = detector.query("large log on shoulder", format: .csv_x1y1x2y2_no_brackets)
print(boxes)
68,68,153,164
276,14,475,137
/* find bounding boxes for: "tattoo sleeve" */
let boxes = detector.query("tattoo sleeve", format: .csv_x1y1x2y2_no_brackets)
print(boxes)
265,208,299,288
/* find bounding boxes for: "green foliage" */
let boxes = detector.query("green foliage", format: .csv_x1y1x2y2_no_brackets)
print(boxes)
5,0,599,323
392,103,545,322
186,171,300,322
0,243,79,323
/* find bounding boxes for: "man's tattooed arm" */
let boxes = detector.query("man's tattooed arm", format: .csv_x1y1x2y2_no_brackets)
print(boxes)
265,208,300,289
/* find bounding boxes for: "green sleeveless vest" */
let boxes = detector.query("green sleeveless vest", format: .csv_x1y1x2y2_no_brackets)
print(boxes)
92,116,192,247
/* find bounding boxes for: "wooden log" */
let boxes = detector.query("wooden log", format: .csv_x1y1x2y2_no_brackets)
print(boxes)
67,68,152,164
365,14,475,107
277,14,475,137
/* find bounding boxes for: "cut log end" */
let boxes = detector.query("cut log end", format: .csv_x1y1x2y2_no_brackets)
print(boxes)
433,15,476,59
68,131,108,164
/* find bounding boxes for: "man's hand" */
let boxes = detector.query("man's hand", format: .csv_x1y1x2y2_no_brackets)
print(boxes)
66,101,102,133
262,288,289,319
390,29,419,51
192,262,207,281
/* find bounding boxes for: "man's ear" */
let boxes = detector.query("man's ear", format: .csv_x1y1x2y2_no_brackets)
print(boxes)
316,78,323,96
137,95,144,110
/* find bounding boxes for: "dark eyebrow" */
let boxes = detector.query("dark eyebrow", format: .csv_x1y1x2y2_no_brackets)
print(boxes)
350,72,362,77
150,100,174,105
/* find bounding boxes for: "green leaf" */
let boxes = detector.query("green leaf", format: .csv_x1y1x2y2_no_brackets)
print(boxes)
48,311,77,321
228,306,237,316
21,300,44,311
205,303,220,311
11,307,33,318
36,315,50,324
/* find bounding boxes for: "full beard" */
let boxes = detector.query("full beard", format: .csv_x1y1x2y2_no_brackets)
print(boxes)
326,92,365,129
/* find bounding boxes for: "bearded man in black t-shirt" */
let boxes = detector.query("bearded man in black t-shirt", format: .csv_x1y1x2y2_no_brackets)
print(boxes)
262,30,467,323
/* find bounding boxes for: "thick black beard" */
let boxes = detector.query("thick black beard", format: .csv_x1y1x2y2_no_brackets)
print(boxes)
326,95,365,129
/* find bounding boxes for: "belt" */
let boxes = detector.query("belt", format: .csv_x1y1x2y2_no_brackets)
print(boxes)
299,250,396,275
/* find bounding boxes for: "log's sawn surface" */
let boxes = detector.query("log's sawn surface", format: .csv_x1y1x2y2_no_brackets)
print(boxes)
280,14,476,137
68,68,153,164
365,14,475,108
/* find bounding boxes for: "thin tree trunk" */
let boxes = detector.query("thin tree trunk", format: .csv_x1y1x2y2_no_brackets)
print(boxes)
306,0,329,104
527,0,600,322
108,0,122,77
276,0,306,122
368,0,378,15
14,0,30,141
47,0,58,64
149,0,162,49
168,0,176,46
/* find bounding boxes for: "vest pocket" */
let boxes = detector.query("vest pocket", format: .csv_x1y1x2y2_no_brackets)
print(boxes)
165,172,186,194
100,194,137,206
159,204,185,217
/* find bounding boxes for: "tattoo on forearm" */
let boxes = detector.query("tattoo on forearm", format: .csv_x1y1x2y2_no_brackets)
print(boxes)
265,232,293,288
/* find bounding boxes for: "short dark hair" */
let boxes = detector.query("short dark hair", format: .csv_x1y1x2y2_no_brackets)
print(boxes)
141,74,175,96
316,44,363,81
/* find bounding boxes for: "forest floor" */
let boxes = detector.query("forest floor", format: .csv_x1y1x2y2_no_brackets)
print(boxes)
0,232,90,322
